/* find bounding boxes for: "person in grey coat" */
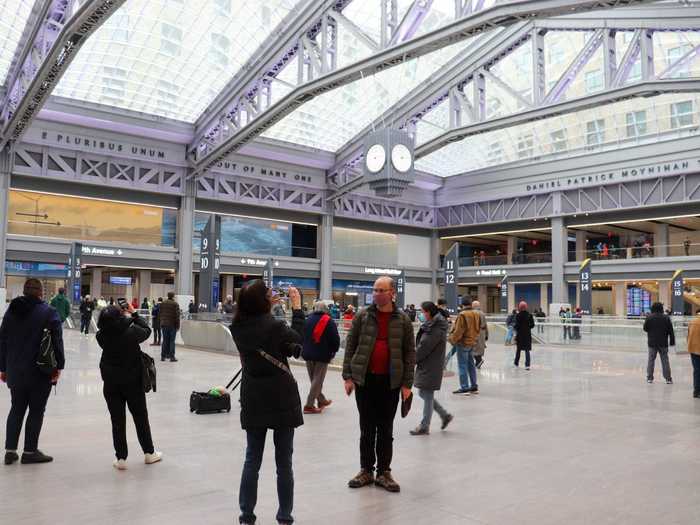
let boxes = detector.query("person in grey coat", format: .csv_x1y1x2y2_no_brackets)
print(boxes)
410,301,453,435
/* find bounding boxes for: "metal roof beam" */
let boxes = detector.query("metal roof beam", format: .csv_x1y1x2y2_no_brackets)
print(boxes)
0,0,127,149
190,0,660,175
415,79,700,160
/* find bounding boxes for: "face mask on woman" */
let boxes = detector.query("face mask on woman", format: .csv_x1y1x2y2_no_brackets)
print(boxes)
417,311,426,323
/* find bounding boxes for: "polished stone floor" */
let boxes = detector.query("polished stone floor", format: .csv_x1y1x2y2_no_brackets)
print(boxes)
2,330,700,525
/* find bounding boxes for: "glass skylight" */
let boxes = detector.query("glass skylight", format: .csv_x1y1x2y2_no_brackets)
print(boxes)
262,0,471,152
0,0,35,86
53,0,303,122
415,93,700,177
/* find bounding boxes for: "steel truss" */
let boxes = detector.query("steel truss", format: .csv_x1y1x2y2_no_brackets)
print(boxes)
0,0,127,149
436,172,700,228
189,0,656,176
332,7,700,181
333,193,435,228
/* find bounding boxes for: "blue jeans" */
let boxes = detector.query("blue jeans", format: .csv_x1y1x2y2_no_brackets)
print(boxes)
456,345,477,391
239,427,295,524
160,326,176,359
444,345,457,368
418,389,448,430
505,326,514,344
80,316,90,334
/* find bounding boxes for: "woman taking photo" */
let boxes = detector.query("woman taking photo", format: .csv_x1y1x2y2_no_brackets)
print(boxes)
96,303,161,470
410,301,453,435
514,301,535,370
229,281,305,525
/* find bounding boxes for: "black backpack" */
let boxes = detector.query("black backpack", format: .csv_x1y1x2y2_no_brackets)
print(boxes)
36,310,57,375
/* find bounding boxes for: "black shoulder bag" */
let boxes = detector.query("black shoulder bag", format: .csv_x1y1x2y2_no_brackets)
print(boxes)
141,351,157,393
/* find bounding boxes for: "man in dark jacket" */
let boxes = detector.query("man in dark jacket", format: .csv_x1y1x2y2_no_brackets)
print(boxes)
0,278,65,465
643,302,675,384
158,292,181,362
301,300,340,414
79,295,95,335
343,276,415,493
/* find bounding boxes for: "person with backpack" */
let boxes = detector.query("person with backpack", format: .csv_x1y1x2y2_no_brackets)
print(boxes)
229,281,304,525
301,300,340,414
96,303,161,470
0,278,65,465
49,288,71,324
150,298,162,346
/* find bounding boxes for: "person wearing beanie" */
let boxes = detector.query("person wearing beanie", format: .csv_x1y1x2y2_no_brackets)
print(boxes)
514,301,535,369
0,278,65,465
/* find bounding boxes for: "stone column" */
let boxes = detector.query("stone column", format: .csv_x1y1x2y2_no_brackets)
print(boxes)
658,280,670,309
653,223,669,257
540,283,549,314
507,281,515,312
551,216,568,305
430,230,440,301
91,268,102,299
138,270,152,301
224,275,234,299
575,230,587,261
0,145,12,313
614,282,627,317
477,284,488,310
506,236,517,265
176,178,195,307
319,213,333,300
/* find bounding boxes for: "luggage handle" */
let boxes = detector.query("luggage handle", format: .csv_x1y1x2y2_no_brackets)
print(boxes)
226,368,242,390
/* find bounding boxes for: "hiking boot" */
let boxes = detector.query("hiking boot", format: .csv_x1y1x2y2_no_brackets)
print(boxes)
348,469,374,488
303,406,322,414
4,451,19,465
441,414,453,430
375,471,400,493
21,450,53,464
409,426,429,436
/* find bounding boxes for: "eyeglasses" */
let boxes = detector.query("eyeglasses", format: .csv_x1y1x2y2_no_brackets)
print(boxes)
373,288,392,293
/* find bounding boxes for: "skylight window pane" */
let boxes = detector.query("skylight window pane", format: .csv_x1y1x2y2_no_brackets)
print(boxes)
55,0,304,122
0,0,35,85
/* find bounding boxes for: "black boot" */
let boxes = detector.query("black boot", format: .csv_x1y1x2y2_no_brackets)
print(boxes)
4,451,19,465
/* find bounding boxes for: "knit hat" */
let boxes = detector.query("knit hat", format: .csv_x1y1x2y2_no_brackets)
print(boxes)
23,278,43,298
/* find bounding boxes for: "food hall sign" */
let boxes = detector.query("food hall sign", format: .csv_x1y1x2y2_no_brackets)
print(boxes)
525,159,697,194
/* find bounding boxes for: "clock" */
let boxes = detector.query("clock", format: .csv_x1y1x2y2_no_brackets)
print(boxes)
391,143,412,173
365,144,386,173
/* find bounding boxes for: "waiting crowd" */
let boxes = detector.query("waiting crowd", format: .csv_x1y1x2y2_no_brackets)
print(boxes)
2,276,700,524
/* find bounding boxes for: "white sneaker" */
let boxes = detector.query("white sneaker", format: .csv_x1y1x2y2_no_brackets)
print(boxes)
113,459,127,470
144,451,163,464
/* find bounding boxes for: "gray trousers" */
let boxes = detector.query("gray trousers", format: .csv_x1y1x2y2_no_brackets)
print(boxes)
647,346,672,381
305,361,329,408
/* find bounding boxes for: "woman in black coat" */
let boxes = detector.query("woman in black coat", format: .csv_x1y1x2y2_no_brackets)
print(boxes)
514,301,535,369
96,304,160,470
229,280,304,525
410,301,453,436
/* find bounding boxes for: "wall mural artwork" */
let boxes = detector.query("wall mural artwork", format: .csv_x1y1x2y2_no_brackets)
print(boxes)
193,213,292,256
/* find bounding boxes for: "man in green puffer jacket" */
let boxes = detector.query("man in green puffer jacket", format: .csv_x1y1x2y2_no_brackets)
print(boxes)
343,275,415,494
49,288,71,323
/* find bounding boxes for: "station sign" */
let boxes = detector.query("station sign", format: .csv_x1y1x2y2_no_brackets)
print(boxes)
579,258,592,315
262,258,274,289
476,268,505,276
197,215,221,313
364,267,402,276
81,245,124,256
671,270,684,316
239,258,280,267
444,243,459,315
499,274,508,314
396,270,406,310
68,242,82,305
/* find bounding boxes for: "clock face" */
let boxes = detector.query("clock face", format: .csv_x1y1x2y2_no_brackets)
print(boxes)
391,143,412,173
365,144,386,173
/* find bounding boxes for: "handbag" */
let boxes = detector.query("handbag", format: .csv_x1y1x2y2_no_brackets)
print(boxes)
140,351,157,393
36,311,57,376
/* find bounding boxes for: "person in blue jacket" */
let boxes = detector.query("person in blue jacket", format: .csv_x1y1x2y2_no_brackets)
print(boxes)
0,278,65,465
301,300,340,414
